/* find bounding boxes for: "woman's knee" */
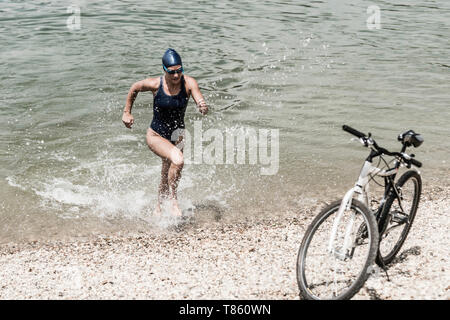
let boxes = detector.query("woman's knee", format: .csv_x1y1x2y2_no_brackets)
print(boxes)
170,148,184,167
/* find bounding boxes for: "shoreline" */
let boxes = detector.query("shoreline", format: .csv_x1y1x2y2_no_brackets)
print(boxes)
0,185,449,300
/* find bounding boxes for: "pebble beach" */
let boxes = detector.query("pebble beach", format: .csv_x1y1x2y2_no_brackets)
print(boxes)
1,0,449,302
0,183,448,300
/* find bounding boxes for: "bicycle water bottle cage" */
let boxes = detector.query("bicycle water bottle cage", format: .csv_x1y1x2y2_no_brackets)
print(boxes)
398,130,424,148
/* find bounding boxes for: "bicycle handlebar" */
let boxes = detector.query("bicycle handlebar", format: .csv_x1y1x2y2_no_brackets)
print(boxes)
342,125,422,168
342,125,366,139
410,158,422,168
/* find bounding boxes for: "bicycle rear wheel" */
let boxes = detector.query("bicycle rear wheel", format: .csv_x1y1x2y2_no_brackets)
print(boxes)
297,199,379,300
377,170,421,266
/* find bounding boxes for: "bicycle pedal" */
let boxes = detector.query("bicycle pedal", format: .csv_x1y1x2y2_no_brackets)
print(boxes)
391,211,408,224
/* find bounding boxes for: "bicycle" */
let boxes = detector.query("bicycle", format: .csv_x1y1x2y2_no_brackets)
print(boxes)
296,125,424,300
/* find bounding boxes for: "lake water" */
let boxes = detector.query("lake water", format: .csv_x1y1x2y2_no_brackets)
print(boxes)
1,0,449,242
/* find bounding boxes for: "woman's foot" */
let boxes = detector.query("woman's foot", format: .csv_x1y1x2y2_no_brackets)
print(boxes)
153,202,162,217
170,199,182,217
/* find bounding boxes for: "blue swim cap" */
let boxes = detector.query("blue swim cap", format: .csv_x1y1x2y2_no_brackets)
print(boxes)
162,48,182,68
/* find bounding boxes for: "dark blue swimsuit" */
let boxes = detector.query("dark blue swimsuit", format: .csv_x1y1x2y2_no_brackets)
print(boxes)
150,76,189,142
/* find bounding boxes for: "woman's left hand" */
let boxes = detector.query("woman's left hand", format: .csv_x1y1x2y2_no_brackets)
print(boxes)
198,101,208,115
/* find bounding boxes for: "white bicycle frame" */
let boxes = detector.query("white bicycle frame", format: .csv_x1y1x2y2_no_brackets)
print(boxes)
327,155,399,258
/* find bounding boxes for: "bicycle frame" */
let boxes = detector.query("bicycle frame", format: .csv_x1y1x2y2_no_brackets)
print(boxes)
327,154,400,257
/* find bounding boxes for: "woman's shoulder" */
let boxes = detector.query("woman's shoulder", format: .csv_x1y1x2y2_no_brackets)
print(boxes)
146,76,162,85
138,76,161,91
182,75,199,88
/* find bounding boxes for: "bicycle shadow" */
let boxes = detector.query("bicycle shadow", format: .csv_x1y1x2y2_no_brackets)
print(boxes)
388,245,421,267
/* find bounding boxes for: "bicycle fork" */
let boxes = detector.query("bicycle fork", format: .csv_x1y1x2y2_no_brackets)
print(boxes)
328,188,358,261
327,161,374,260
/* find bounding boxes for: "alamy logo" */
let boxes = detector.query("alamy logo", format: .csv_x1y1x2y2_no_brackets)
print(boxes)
171,121,279,175
66,5,81,31
367,5,381,30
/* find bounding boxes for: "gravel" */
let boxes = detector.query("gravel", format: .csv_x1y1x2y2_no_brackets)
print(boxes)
0,185,448,300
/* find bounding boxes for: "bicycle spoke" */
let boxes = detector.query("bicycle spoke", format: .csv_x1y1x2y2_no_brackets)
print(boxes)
298,202,376,299
378,171,421,265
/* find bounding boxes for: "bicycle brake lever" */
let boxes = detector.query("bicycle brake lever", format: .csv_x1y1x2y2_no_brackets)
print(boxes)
358,137,368,146
350,137,368,147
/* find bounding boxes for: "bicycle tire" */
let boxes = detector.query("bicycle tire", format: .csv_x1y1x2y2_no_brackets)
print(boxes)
297,199,379,300
376,170,421,266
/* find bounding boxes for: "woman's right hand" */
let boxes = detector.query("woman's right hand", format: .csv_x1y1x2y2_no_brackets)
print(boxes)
122,111,134,129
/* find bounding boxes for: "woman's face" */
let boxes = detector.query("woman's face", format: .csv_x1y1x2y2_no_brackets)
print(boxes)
165,65,183,84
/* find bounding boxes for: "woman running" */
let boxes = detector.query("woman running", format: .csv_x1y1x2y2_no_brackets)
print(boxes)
122,48,208,217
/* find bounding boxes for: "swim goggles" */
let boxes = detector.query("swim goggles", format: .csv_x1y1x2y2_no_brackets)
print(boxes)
163,65,184,74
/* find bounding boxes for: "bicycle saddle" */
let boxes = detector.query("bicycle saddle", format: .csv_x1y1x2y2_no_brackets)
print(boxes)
398,130,424,148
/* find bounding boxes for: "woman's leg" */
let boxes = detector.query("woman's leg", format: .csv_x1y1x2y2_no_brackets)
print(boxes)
154,157,171,216
167,154,184,216
146,128,184,216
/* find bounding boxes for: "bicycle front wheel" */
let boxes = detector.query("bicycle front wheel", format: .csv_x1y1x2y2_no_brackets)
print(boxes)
297,199,379,300
377,170,422,266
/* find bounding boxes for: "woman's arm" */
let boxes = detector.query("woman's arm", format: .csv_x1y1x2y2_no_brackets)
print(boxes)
186,76,208,115
122,78,159,129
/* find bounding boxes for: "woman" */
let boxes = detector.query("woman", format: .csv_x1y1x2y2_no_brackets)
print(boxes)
122,48,208,217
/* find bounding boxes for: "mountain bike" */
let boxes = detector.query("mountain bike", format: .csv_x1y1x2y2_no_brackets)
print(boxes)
296,125,424,300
